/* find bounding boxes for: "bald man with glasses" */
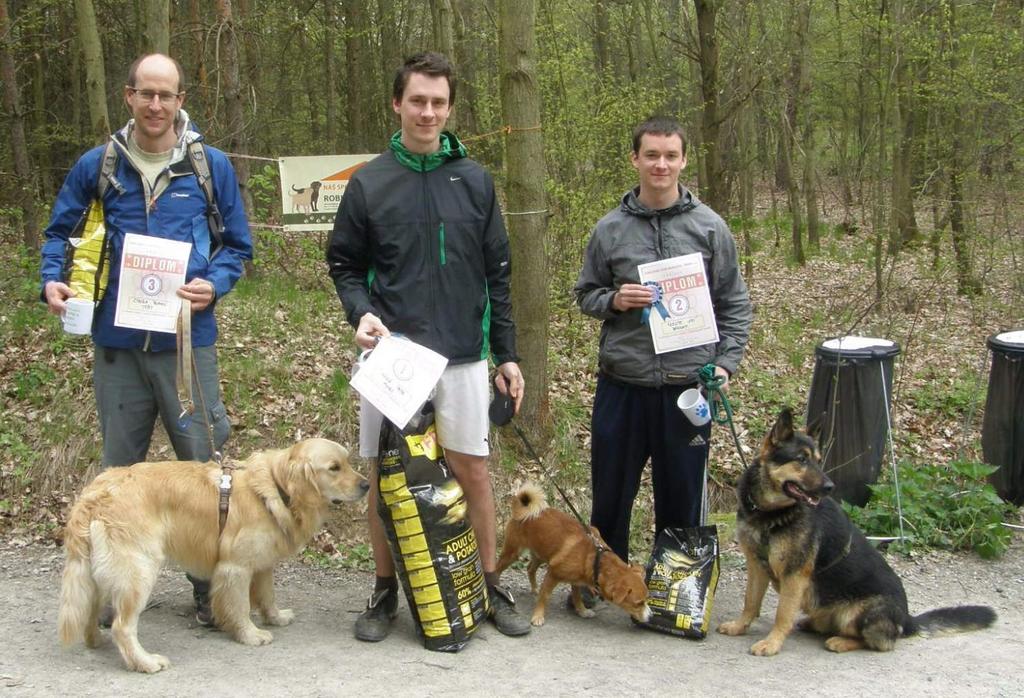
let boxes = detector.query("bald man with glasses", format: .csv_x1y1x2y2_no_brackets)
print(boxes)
40,53,253,629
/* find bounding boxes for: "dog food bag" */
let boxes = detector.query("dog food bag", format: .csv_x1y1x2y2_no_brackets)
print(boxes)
638,525,719,639
376,404,489,652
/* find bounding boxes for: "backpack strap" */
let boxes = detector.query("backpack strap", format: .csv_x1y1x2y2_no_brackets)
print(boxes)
187,140,226,258
97,140,126,198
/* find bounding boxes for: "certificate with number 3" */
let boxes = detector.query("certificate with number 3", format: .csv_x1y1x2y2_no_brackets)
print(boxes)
114,233,192,333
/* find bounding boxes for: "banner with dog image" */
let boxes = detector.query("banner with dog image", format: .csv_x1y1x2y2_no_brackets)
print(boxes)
278,154,375,231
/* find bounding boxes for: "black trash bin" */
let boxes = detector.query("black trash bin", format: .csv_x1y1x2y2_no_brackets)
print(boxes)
982,330,1024,506
805,336,901,506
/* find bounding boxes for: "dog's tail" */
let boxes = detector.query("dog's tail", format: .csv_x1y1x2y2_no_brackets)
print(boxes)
58,503,100,646
510,482,547,521
292,184,303,192
906,605,997,638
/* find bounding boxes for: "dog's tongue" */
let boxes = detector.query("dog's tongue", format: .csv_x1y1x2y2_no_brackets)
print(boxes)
784,481,821,507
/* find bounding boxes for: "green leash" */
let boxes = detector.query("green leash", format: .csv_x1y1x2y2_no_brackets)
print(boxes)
697,363,748,469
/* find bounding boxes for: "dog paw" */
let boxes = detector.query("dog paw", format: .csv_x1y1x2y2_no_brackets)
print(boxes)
264,608,295,627
131,653,171,674
574,607,596,619
530,614,546,627
717,620,749,636
84,628,104,649
237,627,274,646
824,636,862,653
750,638,782,656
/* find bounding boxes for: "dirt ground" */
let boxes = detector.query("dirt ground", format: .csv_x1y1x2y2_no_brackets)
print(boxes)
1,532,1021,698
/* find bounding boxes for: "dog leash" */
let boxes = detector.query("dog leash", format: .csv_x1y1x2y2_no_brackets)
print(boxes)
176,300,234,536
698,364,748,470
509,422,606,593
511,423,588,526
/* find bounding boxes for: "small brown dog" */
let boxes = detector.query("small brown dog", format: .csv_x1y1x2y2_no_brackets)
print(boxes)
495,482,651,627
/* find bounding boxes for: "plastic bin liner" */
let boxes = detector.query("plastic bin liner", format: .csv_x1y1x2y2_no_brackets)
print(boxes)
983,331,1024,506
806,336,900,506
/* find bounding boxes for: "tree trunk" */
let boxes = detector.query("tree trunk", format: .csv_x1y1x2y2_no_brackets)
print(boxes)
74,0,110,142
324,0,339,152
802,119,819,250
737,0,755,280
0,0,39,249
377,0,402,139
141,0,170,54
188,0,211,123
890,0,920,249
498,0,550,434
593,0,610,77
343,0,372,151
214,0,254,229
943,0,977,296
429,0,456,130
694,0,725,213
451,0,480,138
781,111,805,265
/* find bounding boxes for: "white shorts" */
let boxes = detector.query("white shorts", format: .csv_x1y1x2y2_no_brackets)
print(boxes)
359,359,490,458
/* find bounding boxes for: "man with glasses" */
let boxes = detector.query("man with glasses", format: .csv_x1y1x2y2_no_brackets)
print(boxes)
40,53,253,627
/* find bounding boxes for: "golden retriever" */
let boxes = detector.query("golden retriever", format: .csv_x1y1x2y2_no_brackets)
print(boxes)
495,482,651,627
58,438,367,673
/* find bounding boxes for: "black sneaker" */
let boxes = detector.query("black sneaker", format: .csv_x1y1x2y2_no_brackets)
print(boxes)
566,586,599,613
488,584,531,636
354,587,399,642
194,589,215,627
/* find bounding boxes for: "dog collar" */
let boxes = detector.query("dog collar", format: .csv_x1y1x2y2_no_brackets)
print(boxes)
591,539,606,593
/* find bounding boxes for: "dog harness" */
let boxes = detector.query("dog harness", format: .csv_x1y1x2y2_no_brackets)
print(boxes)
218,461,237,535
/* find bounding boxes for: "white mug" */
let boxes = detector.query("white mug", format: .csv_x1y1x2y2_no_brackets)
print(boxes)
677,387,711,427
62,297,94,335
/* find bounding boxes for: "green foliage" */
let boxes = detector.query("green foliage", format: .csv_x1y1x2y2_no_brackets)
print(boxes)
844,459,1014,559
906,369,985,417
247,164,281,226
302,543,374,571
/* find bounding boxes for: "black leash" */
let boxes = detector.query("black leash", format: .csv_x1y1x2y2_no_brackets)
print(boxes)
511,423,588,527
509,422,606,593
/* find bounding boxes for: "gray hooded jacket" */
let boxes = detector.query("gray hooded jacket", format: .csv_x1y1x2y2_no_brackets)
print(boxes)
574,186,752,388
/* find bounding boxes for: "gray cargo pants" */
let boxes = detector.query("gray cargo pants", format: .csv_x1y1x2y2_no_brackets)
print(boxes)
93,344,230,467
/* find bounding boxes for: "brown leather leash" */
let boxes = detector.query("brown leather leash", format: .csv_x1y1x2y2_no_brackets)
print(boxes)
177,299,234,536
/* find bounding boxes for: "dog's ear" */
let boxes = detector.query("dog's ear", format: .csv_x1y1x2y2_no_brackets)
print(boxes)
295,460,320,494
804,413,823,441
768,407,795,446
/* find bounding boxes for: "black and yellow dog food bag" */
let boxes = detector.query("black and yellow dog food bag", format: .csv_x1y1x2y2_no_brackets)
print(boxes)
376,403,489,652
637,525,719,639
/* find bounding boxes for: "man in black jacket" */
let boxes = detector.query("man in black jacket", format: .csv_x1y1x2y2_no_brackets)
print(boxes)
327,52,529,640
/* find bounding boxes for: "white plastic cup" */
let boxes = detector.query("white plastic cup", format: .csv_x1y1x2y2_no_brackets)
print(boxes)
677,387,711,426
62,297,94,335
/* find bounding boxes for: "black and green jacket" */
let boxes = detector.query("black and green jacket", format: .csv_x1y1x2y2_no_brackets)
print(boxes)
327,131,518,365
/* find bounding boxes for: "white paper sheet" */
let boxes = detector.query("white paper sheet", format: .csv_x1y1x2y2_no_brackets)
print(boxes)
350,336,448,429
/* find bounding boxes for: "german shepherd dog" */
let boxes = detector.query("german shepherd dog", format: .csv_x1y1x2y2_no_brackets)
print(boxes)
717,408,996,656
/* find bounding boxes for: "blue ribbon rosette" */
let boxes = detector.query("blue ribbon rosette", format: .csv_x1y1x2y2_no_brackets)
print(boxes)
641,281,670,325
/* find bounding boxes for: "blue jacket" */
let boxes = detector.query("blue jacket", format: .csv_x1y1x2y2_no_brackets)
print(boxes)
40,112,253,351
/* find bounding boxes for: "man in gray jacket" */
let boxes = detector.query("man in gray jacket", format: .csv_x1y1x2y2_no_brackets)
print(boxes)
574,116,752,570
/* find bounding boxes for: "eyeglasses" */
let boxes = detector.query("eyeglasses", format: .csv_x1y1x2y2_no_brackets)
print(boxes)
127,87,183,105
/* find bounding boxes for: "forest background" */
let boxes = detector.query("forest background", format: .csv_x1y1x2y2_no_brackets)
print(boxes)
0,0,1021,560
